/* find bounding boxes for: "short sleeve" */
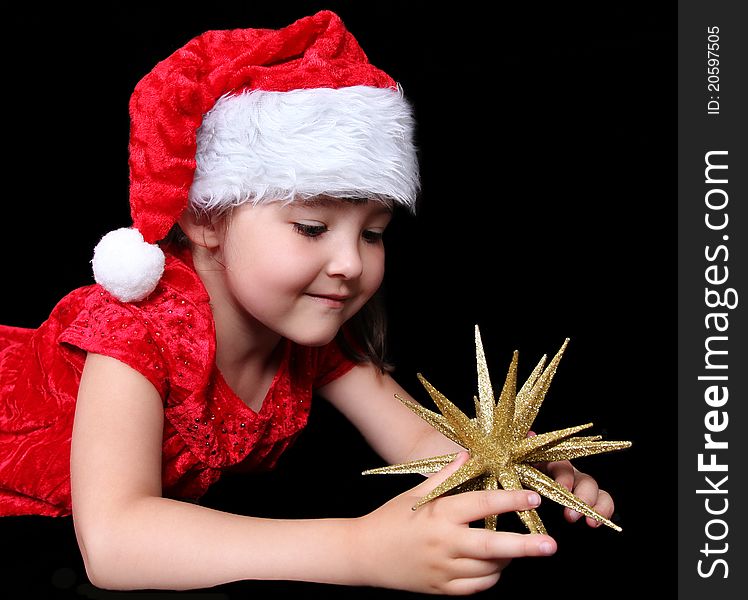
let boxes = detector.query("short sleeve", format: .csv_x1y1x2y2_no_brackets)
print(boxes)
313,338,357,389
57,293,169,398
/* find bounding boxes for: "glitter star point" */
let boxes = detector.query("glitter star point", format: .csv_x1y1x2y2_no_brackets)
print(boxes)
363,325,631,534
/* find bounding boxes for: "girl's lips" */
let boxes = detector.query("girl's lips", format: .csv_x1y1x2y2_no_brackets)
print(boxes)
305,293,350,308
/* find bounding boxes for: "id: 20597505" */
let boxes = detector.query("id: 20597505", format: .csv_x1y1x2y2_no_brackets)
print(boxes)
707,26,720,115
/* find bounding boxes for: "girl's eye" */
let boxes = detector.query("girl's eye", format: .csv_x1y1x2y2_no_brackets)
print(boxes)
362,230,384,244
293,223,327,238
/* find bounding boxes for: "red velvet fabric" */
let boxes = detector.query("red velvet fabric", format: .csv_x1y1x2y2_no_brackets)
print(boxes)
129,10,396,244
0,248,355,516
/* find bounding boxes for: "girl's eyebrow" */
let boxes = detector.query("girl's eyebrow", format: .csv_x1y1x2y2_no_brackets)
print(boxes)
303,196,363,207
298,197,337,209
294,197,394,214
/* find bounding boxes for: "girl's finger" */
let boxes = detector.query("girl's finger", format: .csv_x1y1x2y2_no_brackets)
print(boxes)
409,451,470,496
584,489,614,526
440,489,541,525
444,573,503,596
455,529,557,560
569,472,599,508
545,460,575,491
446,557,510,580
567,483,616,525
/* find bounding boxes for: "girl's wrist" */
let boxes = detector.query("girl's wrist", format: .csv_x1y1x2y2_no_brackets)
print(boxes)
290,516,375,587
345,513,382,589
347,508,421,593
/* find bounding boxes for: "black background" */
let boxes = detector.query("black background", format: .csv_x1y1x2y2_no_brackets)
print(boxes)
1,1,676,598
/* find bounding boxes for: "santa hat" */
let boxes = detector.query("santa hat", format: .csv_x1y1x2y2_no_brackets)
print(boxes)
92,10,419,302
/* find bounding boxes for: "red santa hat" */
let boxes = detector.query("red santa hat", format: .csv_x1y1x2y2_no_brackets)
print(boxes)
92,10,419,302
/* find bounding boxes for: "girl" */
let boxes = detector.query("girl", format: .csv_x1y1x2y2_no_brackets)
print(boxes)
0,10,615,595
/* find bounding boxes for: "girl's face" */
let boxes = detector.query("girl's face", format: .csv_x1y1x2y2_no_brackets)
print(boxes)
217,197,392,347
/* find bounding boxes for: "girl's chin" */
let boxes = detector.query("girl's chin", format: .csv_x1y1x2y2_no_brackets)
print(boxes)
285,326,340,348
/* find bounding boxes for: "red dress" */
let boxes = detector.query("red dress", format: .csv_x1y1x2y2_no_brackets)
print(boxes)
0,247,355,517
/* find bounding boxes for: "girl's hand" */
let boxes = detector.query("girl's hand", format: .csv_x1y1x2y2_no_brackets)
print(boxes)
526,432,615,529
544,459,615,528
353,452,557,595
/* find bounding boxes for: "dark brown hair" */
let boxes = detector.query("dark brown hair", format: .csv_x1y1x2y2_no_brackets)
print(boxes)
336,288,393,373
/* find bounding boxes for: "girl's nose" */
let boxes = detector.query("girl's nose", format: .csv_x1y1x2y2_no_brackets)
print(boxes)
326,239,364,280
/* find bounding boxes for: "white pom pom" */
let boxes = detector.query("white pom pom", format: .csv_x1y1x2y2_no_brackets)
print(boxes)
92,228,166,302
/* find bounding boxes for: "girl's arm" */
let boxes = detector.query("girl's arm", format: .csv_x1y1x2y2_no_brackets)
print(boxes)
318,363,465,464
72,353,554,593
71,353,364,590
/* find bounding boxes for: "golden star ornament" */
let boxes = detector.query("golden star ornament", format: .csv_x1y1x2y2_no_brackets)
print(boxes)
363,326,631,534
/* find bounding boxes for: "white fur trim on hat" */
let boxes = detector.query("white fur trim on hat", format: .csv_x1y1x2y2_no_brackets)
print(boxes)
92,228,166,302
189,85,419,213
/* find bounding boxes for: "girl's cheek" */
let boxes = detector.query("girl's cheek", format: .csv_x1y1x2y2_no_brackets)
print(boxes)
368,254,386,286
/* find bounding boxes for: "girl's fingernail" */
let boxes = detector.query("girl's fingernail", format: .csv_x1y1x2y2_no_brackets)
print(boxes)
540,542,555,555
528,493,541,507
569,510,581,522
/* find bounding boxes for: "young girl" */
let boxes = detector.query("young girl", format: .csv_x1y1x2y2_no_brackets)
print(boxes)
0,10,615,595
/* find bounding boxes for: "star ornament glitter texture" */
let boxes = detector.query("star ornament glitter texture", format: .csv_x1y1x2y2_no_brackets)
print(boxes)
363,326,631,534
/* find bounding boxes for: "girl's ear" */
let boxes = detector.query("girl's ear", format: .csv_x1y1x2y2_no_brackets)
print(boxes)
177,211,222,249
